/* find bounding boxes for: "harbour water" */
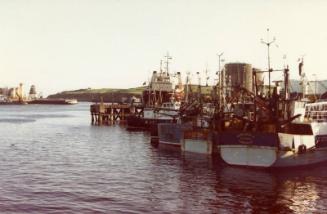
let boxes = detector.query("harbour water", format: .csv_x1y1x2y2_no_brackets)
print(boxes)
1,103,327,213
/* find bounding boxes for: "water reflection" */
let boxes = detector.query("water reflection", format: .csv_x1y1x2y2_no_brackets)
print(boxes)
218,165,327,213
150,145,327,213
1,103,327,213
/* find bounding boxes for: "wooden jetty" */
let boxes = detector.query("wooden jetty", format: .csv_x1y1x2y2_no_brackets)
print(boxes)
90,103,143,125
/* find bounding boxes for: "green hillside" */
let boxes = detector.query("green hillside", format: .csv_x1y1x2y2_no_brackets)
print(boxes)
48,85,214,102
59,86,146,95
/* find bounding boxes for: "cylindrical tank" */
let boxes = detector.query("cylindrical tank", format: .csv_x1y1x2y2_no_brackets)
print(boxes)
18,83,23,98
253,68,264,86
224,63,253,93
252,68,264,95
29,85,37,95
8,88,16,98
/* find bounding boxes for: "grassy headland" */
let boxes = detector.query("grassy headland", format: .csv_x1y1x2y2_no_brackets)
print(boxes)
48,87,146,102
48,85,214,102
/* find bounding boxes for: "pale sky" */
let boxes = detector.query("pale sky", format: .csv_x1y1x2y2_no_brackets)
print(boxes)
0,0,326,95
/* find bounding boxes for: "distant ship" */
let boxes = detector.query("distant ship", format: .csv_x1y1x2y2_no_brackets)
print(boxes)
0,100,28,105
27,98,78,105
0,84,78,105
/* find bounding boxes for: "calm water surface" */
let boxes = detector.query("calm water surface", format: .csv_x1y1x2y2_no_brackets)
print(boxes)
0,103,327,213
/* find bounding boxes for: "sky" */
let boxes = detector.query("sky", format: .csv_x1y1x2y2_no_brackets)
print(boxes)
0,0,326,95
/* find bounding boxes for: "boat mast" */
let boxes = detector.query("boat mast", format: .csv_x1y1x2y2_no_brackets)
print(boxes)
217,52,224,111
284,65,290,119
160,60,163,73
185,72,190,103
261,28,276,98
148,75,151,107
159,60,163,104
205,64,209,87
163,52,173,103
164,52,172,74
196,72,201,104
298,57,305,99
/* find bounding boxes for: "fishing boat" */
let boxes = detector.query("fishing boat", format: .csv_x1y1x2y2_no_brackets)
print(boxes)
156,70,211,149
126,54,184,131
304,101,327,140
158,123,184,147
157,102,209,150
126,72,181,130
216,58,327,168
148,100,181,144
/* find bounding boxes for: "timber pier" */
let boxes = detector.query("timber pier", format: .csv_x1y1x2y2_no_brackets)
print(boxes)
90,103,143,125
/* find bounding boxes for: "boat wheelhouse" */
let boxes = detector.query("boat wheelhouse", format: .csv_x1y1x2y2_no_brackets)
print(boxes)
305,101,327,122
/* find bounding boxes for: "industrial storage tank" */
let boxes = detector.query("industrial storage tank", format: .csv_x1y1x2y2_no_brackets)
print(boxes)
252,68,264,95
224,63,253,93
29,85,36,95
29,85,37,99
8,88,16,99
253,68,264,86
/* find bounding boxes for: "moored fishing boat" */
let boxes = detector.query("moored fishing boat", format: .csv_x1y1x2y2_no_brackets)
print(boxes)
216,57,327,168
126,55,184,131
157,109,211,150
217,121,327,168
157,123,184,148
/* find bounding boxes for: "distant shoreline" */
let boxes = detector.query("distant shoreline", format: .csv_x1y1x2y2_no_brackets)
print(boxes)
47,87,145,103
47,79,327,103
47,85,214,102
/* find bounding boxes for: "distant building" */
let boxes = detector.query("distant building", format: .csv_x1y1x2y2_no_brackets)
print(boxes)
279,80,327,97
304,81,327,96
29,85,37,100
0,95,7,101
8,88,16,99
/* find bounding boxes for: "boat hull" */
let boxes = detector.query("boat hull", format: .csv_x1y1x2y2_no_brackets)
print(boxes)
158,123,184,147
127,107,177,130
182,139,214,155
28,99,78,105
126,115,147,130
217,132,279,167
220,145,277,167
217,131,327,168
273,148,327,167
182,129,214,155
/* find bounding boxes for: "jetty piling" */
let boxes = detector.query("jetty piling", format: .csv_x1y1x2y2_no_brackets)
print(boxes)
91,103,128,125
90,103,143,125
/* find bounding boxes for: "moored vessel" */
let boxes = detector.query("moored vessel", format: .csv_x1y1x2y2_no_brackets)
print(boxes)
126,54,183,131
28,98,78,105
216,56,327,168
